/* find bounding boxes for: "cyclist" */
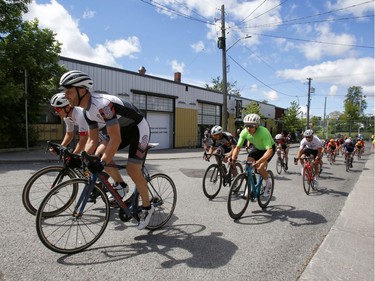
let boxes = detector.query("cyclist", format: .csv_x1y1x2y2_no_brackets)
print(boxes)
355,138,365,155
230,113,275,197
205,125,238,178
343,138,355,168
50,93,88,154
60,70,153,230
326,138,338,162
275,133,289,170
294,129,322,188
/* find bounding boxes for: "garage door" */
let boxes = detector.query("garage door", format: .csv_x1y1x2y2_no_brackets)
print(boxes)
147,112,172,149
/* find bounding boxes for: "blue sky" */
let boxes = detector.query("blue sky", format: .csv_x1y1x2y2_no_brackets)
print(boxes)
23,0,374,118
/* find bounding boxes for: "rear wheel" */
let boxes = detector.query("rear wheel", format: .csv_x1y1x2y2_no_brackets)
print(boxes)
135,173,177,230
36,179,110,254
202,164,222,199
258,170,274,209
276,157,282,174
227,173,250,219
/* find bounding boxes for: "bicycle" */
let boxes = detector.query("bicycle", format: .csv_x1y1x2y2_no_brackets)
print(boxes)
227,162,274,219
22,141,88,216
202,151,243,199
275,145,287,174
345,151,354,172
35,143,177,254
295,156,316,195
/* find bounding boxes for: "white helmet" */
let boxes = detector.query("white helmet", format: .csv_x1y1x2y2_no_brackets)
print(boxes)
275,134,283,140
345,138,352,143
303,129,314,137
211,125,223,136
60,70,93,89
50,93,69,107
243,113,260,125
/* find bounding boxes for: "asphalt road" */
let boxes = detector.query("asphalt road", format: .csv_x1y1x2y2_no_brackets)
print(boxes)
0,146,369,281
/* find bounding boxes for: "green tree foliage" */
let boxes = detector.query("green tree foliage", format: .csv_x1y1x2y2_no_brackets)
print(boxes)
283,101,303,140
242,101,261,116
0,11,65,147
205,76,241,97
0,0,30,34
343,86,367,121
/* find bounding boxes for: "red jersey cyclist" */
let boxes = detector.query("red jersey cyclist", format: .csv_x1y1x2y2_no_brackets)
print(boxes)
326,139,338,162
230,113,276,198
275,133,289,170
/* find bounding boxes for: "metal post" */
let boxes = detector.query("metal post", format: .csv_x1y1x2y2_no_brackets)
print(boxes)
306,78,312,129
25,69,29,151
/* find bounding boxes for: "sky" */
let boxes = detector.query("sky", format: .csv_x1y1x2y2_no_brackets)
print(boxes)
22,0,374,118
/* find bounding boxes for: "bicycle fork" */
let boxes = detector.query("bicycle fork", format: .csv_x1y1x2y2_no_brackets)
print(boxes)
73,175,97,218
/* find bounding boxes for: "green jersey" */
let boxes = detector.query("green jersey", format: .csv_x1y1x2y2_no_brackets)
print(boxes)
237,126,275,150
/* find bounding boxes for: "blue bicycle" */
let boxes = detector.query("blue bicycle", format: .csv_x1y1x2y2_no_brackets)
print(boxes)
227,162,274,219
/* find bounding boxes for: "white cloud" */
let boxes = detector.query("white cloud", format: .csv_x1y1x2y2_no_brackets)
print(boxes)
83,9,96,19
250,84,258,92
328,85,338,96
326,0,374,17
264,90,279,101
22,0,140,67
191,41,205,53
169,59,185,73
277,57,374,96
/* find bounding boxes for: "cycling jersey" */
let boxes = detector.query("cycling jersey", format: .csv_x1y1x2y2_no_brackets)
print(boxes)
299,136,322,150
83,93,149,163
343,142,355,153
211,132,236,154
64,107,88,136
237,126,274,150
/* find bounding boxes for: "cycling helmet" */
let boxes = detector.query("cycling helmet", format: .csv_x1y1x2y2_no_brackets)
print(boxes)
345,138,352,143
303,129,314,137
50,93,69,108
211,125,223,136
330,139,334,142
275,134,283,140
243,113,260,125
60,70,93,89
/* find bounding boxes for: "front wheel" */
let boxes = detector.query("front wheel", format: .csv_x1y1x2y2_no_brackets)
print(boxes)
202,164,222,199
36,179,110,254
302,167,311,195
276,157,282,174
135,173,177,230
257,170,274,209
227,173,250,219
22,165,77,216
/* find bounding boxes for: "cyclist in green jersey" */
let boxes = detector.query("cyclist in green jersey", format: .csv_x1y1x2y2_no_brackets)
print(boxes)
230,114,276,197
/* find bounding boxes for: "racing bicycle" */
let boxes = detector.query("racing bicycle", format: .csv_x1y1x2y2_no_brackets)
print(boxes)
35,143,177,254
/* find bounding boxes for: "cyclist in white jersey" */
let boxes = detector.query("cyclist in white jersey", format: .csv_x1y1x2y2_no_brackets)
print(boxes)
295,129,322,187
60,70,153,230
50,93,88,154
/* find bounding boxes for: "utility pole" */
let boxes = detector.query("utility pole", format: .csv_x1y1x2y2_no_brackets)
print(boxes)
25,69,29,151
306,78,312,129
220,4,228,131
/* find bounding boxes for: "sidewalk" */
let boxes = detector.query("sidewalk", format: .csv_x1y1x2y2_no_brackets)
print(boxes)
0,147,374,280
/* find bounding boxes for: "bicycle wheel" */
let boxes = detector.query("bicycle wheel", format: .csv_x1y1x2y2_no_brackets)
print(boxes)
258,170,274,209
227,173,250,219
202,164,222,199
346,158,350,172
134,173,177,230
276,157,282,174
229,162,244,183
36,178,110,254
302,167,311,195
22,165,78,216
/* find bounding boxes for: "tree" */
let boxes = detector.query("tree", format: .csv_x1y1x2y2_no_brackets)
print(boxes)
0,0,30,35
342,86,367,136
282,101,303,141
0,16,65,147
205,76,241,97
242,101,261,116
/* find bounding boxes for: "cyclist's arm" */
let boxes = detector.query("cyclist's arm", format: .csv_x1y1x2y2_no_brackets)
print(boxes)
73,134,88,154
61,131,74,148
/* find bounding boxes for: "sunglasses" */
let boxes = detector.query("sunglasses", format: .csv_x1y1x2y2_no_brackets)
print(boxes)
246,125,256,129
54,107,63,113
306,136,313,139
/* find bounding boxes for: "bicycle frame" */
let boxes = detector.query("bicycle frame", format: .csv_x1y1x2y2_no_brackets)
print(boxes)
245,163,263,198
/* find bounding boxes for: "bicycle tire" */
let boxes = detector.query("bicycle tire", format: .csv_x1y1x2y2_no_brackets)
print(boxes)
202,164,222,199
258,170,274,209
227,173,250,219
302,167,311,195
346,158,350,172
134,173,177,230
36,178,110,254
228,162,244,184
276,157,282,174
22,165,78,216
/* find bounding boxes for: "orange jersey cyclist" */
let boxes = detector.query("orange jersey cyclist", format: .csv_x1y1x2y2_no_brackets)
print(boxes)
230,113,276,198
